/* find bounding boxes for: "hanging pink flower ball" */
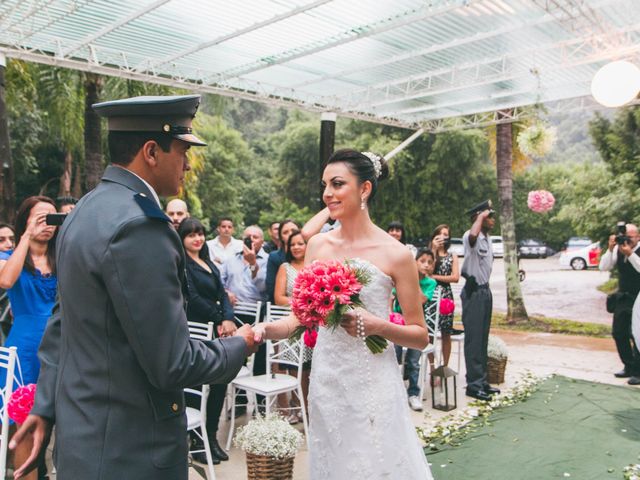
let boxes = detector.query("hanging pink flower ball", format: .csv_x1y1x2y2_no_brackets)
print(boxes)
527,190,555,213
439,298,455,316
8,384,37,424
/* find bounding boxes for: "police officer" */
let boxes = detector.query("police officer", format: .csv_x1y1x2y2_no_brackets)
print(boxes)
461,200,501,401
11,95,259,480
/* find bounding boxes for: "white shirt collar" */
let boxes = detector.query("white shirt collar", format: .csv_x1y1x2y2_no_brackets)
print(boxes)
125,169,161,207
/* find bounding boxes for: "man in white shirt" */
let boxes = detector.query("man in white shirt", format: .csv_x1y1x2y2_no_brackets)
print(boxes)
207,217,243,267
599,223,640,385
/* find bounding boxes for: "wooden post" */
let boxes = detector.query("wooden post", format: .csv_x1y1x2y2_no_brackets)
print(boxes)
318,112,336,205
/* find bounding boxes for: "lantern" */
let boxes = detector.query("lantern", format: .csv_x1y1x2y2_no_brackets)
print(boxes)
430,365,458,411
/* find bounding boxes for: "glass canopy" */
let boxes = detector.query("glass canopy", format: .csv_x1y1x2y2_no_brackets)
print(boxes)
1,0,638,129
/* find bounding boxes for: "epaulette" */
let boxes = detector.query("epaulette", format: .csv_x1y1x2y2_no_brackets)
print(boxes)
134,193,171,222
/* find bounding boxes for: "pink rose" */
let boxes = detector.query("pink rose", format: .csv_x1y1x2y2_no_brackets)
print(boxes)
303,329,318,348
389,312,406,326
8,384,37,424
439,298,455,316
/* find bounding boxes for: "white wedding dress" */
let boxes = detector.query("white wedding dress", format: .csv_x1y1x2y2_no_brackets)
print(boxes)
308,259,433,479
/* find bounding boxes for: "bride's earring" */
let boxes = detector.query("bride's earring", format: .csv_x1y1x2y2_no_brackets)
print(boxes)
360,198,366,210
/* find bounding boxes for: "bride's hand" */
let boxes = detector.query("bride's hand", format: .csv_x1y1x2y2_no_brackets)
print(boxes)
340,308,381,337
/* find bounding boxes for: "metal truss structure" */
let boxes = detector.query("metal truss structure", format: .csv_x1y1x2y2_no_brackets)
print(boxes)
0,0,638,130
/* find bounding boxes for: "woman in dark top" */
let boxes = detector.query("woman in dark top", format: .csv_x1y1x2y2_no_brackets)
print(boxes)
179,218,235,465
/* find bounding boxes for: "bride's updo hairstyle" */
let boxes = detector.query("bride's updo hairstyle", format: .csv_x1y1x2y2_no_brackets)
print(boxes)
325,149,389,204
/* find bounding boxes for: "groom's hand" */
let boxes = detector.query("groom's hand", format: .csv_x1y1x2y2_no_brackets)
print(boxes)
234,324,260,354
10,414,52,479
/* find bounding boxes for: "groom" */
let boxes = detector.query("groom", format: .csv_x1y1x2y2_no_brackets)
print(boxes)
11,95,258,480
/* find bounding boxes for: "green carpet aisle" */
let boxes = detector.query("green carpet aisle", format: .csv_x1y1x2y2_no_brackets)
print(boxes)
428,376,640,480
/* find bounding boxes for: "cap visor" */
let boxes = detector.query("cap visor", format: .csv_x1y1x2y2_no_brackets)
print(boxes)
174,133,207,146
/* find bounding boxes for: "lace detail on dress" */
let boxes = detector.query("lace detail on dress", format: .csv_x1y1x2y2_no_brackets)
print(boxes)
308,259,432,480
32,270,57,304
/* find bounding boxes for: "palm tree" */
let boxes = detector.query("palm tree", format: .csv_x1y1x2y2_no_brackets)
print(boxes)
84,72,104,191
495,110,529,323
38,66,84,198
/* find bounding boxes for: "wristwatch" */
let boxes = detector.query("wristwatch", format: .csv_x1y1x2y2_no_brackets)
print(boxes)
249,263,258,273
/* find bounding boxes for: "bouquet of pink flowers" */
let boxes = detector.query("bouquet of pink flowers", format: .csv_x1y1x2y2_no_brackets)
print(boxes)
290,259,388,354
8,383,36,424
527,190,555,213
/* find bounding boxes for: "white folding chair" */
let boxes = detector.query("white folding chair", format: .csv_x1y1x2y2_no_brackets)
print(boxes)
186,322,216,480
226,303,308,450
222,300,262,418
418,288,441,400
233,300,262,326
0,347,17,479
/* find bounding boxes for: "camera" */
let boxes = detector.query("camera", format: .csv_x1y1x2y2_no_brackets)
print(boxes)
243,237,253,249
443,237,451,250
616,221,631,245
45,213,67,226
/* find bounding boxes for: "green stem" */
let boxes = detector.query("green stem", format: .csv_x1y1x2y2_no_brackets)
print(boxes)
365,335,388,354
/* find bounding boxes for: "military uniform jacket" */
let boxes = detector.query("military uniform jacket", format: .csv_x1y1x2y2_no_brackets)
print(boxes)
32,165,247,480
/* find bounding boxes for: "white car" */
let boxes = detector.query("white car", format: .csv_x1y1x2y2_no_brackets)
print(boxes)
559,242,601,270
491,236,504,258
449,238,465,257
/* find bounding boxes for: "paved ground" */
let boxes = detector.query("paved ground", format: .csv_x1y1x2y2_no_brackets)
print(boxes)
459,256,611,325
192,328,627,480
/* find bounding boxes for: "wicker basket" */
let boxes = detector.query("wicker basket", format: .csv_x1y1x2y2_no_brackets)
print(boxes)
487,356,507,384
246,452,295,480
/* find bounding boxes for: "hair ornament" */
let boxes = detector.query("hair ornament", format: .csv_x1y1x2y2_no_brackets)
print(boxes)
362,151,382,179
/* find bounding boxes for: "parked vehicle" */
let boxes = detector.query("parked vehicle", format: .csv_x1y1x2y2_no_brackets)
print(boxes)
490,235,504,257
518,239,556,258
559,242,601,270
449,237,465,257
563,237,593,251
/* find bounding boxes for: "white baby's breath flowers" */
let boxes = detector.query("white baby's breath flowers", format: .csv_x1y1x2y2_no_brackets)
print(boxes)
234,414,303,459
487,335,508,360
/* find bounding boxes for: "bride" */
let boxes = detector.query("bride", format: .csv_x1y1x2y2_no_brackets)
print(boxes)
254,149,433,479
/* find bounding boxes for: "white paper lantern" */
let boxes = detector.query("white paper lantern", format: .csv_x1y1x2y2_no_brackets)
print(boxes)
591,60,640,108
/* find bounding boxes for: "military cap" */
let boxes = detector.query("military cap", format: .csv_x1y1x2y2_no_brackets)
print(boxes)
466,199,495,217
92,94,206,146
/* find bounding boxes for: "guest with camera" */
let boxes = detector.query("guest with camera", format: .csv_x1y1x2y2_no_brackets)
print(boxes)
599,222,640,385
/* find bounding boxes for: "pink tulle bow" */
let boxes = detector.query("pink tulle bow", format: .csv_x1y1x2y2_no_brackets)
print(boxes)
8,384,36,424
389,312,406,326
439,298,455,316
303,329,318,348
527,190,555,213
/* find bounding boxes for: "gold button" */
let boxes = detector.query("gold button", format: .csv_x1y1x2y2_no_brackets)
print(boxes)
171,403,179,412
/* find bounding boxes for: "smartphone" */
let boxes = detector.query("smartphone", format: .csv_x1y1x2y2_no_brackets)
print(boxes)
46,213,67,226
243,237,253,249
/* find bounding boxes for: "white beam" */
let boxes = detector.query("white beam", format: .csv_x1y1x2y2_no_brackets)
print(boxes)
384,128,424,161
211,0,477,83
336,22,640,110
137,0,333,73
61,0,171,58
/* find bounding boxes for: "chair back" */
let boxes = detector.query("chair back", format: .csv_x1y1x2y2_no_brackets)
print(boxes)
187,322,214,412
266,302,291,323
188,321,214,341
0,347,17,478
424,287,442,348
233,300,262,326
264,303,303,375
